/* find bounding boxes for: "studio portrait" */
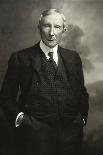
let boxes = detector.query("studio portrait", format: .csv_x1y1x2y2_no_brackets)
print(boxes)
0,0,103,155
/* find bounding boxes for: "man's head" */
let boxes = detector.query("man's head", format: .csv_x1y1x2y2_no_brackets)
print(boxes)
38,9,66,48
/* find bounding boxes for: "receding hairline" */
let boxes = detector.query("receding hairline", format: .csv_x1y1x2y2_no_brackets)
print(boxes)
39,9,66,29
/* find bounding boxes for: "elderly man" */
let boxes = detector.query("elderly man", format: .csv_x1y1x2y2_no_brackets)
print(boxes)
0,9,89,155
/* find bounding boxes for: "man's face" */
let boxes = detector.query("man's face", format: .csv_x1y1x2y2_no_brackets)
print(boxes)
39,13,65,48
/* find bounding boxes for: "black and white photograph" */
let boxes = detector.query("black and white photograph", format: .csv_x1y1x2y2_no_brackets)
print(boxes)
0,0,103,155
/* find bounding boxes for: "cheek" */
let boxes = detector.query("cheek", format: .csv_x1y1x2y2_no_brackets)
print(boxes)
42,30,49,38
41,28,49,34
56,32,63,39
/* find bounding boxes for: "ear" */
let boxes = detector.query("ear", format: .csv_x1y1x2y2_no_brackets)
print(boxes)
62,27,66,33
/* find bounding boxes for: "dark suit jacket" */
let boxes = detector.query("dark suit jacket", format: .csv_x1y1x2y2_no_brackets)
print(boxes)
0,42,89,126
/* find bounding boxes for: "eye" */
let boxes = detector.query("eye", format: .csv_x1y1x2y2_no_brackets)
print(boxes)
42,24,50,28
55,25,61,29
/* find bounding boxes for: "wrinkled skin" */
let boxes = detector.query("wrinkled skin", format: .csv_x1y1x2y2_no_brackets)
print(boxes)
39,13,65,48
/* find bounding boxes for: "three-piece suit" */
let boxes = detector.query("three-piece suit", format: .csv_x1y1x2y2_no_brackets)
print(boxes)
0,42,89,155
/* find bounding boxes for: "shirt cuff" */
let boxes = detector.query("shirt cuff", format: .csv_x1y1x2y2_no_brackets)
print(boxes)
83,118,86,125
15,112,24,127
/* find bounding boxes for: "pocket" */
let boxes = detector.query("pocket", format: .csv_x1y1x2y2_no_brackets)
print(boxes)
32,79,40,94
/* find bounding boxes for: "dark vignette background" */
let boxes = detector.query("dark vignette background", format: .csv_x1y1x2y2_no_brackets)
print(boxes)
0,0,103,154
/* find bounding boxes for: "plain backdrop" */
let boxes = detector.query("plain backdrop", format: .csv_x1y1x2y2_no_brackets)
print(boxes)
0,0,103,154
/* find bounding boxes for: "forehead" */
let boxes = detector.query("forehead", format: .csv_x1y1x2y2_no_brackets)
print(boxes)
41,13,63,25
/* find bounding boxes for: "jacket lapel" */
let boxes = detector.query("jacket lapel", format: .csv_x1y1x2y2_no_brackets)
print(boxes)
58,46,71,75
28,44,74,75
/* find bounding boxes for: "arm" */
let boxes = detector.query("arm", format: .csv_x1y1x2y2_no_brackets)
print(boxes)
0,53,35,128
75,52,89,125
0,53,21,126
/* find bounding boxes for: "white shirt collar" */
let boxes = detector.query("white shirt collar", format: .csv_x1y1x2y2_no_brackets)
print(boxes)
40,40,58,65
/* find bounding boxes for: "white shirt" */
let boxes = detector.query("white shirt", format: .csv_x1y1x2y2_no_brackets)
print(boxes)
40,40,58,65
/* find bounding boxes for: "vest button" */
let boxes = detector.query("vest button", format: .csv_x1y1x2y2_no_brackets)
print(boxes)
36,81,39,86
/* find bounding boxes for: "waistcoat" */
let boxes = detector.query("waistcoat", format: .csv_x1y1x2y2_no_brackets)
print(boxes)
26,50,78,125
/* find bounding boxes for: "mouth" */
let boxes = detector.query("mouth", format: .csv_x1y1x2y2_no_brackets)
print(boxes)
48,39,55,41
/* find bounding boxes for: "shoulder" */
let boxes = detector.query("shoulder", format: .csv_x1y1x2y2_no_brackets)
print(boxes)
59,46,83,72
11,42,40,57
8,42,40,65
59,46,81,61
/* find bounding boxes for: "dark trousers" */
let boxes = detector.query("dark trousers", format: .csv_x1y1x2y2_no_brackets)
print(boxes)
15,117,83,155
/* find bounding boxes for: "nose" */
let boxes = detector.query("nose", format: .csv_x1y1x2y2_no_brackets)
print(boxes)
49,27,54,36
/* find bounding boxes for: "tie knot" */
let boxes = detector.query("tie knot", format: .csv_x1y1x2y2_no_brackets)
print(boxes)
48,51,57,70
48,52,53,59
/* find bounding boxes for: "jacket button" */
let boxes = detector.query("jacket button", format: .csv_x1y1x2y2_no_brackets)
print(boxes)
36,81,39,86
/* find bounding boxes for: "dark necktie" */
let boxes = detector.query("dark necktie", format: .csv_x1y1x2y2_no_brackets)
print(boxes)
48,52,57,70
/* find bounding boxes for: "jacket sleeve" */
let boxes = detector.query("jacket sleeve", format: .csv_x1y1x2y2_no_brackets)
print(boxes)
75,52,89,125
0,53,21,126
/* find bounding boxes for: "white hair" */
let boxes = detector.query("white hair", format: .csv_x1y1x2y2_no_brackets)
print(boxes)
38,9,66,30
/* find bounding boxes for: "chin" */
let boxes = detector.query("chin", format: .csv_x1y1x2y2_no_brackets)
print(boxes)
47,42,57,48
